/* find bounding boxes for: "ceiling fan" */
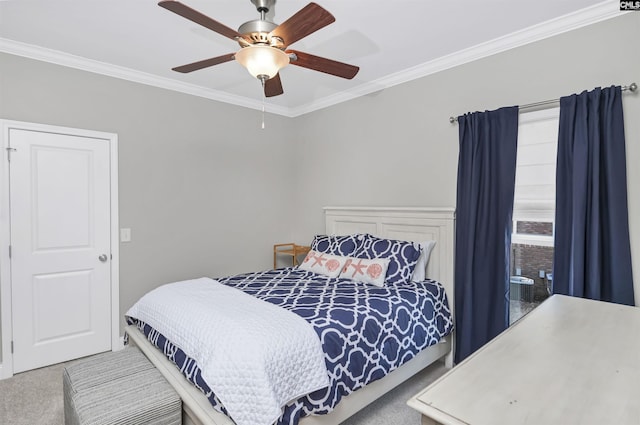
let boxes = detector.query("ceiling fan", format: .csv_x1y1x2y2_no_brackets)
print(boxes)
158,0,360,97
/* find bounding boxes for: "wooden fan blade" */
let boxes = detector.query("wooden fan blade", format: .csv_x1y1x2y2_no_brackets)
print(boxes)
287,50,359,79
270,3,335,47
172,53,235,73
159,0,242,41
264,73,284,97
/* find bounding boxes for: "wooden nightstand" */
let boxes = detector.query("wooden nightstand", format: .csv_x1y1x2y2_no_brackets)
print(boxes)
273,243,311,269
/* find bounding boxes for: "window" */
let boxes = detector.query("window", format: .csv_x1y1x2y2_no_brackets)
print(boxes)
510,108,559,324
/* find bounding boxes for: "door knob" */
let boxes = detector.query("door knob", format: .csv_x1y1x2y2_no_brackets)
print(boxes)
99,254,108,262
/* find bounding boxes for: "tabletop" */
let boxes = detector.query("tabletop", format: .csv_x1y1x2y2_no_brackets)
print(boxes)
407,295,640,425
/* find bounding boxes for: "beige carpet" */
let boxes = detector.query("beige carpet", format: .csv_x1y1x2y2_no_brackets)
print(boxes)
0,362,66,425
0,359,446,425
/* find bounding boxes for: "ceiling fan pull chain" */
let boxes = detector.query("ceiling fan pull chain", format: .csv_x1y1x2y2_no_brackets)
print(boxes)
261,77,266,129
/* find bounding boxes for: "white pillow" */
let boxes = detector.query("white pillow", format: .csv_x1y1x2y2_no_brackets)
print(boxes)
299,250,349,278
339,257,390,287
411,240,437,282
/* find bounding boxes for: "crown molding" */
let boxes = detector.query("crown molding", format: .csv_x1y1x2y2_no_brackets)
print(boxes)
0,38,291,117
0,1,625,119
288,2,625,117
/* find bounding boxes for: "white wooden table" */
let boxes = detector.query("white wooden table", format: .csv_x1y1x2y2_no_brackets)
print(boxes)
407,295,640,425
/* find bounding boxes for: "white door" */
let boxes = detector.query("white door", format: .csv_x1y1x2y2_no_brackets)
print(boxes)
9,128,112,373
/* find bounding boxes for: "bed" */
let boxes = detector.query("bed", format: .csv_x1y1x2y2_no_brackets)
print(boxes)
125,206,456,425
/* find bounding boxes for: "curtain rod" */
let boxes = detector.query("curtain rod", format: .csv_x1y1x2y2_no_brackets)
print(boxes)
449,82,637,124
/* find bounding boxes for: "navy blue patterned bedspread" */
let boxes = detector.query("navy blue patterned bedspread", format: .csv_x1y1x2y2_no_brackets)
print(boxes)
127,267,453,424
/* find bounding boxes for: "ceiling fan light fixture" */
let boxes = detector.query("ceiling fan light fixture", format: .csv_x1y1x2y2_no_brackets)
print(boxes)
160,0,358,97
235,45,289,80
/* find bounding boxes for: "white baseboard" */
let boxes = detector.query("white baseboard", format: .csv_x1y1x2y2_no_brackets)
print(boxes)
116,335,126,351
0,362,12,380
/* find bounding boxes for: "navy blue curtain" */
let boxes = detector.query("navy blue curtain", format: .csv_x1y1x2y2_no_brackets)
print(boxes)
553,86,635,306
454,106,519,364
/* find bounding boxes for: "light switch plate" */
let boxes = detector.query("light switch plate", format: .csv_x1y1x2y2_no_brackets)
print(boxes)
120,228,131,242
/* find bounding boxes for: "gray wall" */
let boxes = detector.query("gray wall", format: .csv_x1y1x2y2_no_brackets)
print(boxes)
291,12,640,305
0,11,638,356
0,53,297,339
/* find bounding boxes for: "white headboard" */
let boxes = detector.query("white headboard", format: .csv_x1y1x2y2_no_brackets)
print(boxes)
324,206,455,298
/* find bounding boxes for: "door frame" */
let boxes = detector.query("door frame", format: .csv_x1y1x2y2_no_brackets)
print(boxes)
0,120,120,379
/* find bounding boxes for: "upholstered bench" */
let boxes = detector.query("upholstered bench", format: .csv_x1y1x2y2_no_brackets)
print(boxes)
63,346,181,425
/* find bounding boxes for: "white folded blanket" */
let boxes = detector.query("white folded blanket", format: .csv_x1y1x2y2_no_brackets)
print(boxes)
126,277,329,425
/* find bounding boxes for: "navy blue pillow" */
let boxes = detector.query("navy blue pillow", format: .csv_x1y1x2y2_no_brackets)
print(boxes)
353,235,422,284
310,234,364,257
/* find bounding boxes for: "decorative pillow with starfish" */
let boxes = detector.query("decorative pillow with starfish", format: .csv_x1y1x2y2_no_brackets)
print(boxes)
298,250,350,278
353,236,422,284
339,257,391,287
